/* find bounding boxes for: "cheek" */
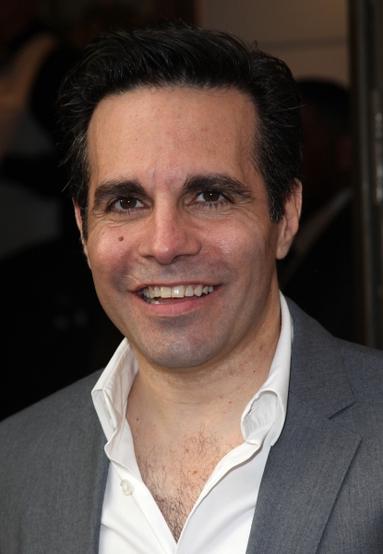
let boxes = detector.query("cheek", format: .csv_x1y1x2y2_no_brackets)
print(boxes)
86,229,131,290
214,222,275,271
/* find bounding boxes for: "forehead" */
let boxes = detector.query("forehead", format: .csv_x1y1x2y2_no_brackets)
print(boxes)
87,86,259,189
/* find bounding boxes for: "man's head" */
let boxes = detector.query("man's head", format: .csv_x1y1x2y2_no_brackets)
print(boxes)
58,22,302,237
58,23,302,372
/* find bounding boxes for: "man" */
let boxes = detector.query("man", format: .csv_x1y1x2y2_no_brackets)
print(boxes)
1,23,383,554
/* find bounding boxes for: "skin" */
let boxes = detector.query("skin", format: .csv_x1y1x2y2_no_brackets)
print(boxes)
75,84,301,427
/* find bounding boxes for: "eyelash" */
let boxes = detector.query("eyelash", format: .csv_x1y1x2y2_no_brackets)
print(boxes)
193,190,231,208
106,196,145,213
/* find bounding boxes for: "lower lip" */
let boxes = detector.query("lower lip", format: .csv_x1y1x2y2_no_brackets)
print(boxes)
134,290,218,317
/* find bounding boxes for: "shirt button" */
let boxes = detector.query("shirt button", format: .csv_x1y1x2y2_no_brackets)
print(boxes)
120,480,134,496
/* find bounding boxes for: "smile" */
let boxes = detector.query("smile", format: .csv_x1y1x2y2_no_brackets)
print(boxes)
141,284,214,302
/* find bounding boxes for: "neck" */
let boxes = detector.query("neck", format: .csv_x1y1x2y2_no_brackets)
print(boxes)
127,294,282,440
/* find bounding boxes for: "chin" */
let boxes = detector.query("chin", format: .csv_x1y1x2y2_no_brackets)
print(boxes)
138,340,223,371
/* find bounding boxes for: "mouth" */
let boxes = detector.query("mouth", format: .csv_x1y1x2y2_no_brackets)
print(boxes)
139,284,215,304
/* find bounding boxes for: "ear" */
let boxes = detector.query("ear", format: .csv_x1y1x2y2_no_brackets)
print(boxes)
73,201,90,264
276,180,302,260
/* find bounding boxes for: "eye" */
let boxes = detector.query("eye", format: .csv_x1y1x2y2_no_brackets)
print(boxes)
195,190,227,204
109,196,145,212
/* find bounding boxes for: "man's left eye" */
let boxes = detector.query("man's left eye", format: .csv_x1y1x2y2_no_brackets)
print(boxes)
195,190,226,203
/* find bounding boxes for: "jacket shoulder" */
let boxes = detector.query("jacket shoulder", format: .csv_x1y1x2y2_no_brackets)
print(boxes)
288,297,383,402
0,371,102,461
338,338,383,397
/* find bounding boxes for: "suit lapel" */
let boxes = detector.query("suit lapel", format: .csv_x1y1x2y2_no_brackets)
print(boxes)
31,374,109,554
52,422,109,554
246,302,361,554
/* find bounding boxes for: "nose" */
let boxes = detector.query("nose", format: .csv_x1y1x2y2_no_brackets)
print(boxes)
138,205,202,265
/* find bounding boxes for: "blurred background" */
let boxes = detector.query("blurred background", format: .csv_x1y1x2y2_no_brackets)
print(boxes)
1,0,382,419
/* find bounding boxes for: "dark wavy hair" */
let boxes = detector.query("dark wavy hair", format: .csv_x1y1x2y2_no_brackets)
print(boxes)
57,21,302,228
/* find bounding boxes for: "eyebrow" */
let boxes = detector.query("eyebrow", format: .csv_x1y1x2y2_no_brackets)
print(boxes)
93,180,145,210
182,174,252,197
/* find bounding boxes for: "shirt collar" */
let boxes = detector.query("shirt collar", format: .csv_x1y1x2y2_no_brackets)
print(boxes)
92,338,138,440
92,293,292,446
240,293,292,446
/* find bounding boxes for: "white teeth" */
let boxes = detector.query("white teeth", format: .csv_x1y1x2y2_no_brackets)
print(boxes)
143,284,214,300
160,286,172,298
194,285,203,297
172,286,185,298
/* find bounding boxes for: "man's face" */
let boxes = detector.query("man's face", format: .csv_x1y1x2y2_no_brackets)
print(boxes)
76,86,300,371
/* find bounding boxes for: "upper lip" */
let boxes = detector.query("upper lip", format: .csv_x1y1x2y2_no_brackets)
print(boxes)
132,281,217,292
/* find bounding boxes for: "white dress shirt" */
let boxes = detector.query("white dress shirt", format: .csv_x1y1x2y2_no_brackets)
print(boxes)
92,294,293,554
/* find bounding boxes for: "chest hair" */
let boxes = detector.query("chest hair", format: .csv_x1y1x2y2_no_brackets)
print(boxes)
136,431,235,541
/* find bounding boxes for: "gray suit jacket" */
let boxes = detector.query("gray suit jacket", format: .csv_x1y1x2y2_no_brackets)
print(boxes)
1,301,383,553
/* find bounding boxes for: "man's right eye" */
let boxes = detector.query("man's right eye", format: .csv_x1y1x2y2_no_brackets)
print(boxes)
109,197,145,212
